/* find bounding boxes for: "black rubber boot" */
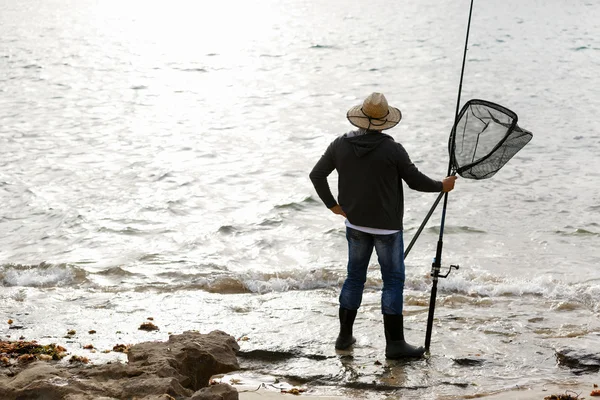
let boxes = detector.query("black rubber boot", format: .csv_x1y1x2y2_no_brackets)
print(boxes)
383,314,425,359
335,308,357,350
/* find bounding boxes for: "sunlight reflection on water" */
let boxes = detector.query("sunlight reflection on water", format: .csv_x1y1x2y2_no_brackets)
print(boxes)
1,0,600,397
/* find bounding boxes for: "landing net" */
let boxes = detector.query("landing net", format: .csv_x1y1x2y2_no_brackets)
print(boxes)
450,99,533,179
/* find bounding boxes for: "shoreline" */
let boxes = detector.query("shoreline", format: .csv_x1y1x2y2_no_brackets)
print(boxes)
234,375,600,400
473,378,600,400
2,332,599,399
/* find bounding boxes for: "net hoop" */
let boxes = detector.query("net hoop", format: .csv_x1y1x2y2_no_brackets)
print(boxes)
449,98,532,179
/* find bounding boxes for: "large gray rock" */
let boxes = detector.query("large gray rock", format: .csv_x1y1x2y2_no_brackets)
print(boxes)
0,330,240,400
556,346,600,372
191,383,239,400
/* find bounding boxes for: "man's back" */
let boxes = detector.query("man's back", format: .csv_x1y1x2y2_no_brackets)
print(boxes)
310,129,441,230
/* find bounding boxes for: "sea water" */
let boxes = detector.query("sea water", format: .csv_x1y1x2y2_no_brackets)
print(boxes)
1,0,599,398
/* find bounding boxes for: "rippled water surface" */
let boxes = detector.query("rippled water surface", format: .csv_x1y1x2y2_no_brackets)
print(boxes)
1,0,600,398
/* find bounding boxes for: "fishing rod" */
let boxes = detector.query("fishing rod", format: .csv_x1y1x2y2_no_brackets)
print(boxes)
396,0,472,349
404,0,533,352
405,1,474,262
423,0,474,352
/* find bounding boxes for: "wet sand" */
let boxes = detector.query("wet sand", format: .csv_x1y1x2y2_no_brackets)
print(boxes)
238,386,347,399
237,374,600,400
476,378,600,400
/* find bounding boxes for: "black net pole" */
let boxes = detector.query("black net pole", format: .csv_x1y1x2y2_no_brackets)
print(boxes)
404,192,444,259
424,0,475,352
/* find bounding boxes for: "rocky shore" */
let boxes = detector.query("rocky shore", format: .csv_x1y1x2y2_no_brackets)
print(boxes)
2,329,600,400
0,330,240,400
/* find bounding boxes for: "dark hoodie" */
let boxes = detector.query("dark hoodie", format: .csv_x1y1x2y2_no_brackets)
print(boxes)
309,129,442,230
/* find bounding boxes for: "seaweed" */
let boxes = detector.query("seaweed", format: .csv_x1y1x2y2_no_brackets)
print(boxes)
0,340,67,362
139,322,159,331
545,391,582,400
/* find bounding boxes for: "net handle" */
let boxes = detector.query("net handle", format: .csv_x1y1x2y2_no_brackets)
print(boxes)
404,192,443,259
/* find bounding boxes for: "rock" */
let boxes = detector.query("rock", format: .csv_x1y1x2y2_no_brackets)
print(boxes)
125,330,239,391
3,362,84,399
556,347,600,372
453,357,485,366
191,383,239,400
138,396,176,400
0,330,240,400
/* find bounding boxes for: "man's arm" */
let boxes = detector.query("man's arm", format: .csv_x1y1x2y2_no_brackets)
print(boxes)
309,142,338,209
396,143,444,192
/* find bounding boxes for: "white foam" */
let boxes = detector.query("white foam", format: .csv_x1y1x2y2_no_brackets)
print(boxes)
234,267,600,312
240,269,343,294
436,269,600,311
2,264,76,287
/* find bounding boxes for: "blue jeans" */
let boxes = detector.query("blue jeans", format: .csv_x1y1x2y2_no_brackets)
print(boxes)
339,227,405,315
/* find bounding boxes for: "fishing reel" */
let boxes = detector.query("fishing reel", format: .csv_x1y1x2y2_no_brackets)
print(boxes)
431,257,459,279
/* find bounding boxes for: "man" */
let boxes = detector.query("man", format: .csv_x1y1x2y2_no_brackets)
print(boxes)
309,92,457,359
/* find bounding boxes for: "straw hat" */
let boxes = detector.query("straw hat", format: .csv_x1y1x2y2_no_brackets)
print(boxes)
346,92,402,131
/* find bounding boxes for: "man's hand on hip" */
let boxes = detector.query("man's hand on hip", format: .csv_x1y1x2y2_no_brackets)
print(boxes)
329,205,347,218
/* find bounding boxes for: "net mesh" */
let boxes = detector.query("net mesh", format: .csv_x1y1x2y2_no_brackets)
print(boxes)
450,99,533,179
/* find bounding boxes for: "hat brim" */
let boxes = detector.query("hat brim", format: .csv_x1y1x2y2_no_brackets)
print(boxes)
346,105,402,131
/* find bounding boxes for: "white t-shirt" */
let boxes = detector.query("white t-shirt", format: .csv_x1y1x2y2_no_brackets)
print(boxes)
345,219,399,235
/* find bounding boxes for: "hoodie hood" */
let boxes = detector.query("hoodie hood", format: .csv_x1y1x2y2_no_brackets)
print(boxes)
344,130,392,157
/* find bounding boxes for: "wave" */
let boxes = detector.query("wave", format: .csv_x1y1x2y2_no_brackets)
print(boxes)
112,268,346,295
97,225,175,236
414,225,487,235
241,269,343,294
217,217,283,235
434,270,600,312
194,267,600,311
97,266,137,277
554,227,600,237
92,265,600,311
309,44,338,50
217,225,237,234
273,196,319,211
97,226,145,235
129,276,250,294
179,68,208,72
0,262,89,287
4,262,599,313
